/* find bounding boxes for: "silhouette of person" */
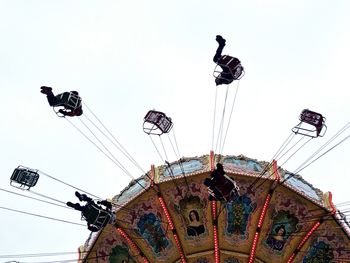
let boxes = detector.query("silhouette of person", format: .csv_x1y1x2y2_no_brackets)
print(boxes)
66,191,112,232
213,35,242,86
40,86,83,117
204,163,239,201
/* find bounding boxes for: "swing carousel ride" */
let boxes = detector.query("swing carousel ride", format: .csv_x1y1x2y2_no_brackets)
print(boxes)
7,42,350,263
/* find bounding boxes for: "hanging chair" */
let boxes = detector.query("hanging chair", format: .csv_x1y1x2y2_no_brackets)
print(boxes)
213,55,245,84
82,203,113,232
204,173,240,202
10,166,39,190
53,91,82,117
292,109,327,138
143,110,173,135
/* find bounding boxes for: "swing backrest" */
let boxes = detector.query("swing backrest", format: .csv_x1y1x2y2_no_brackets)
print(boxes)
219,55,241,71
214,56,245,82
143,110,173,135
292,109,327,138
10,166,39,190
82,204,112,231
56,92,82,110
299,109,324,128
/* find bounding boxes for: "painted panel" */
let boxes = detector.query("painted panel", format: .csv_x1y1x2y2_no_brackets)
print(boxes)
165,181,211,244
162,159,205,178
115,193,176,262
223,156,263,173
284,173,322,202
159,176,214,256
115,178,149,205
222,178,261,248
302,240,334,262
96,226,138,263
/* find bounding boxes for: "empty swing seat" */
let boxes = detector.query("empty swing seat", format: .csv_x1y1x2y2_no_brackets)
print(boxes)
292,109,327,138
143,110,173,135
10,166,39,190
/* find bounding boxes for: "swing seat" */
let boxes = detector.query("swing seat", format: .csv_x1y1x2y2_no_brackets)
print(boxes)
213,55,245,84
92,209,113,228
205,175,240,202
82,204,113,232
143,110,173,135
54,92,82,111
292,109,327,138
53,92,82,117
10,166,39,190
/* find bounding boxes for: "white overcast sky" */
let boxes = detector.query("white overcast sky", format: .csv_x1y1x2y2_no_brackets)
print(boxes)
0,0,349,262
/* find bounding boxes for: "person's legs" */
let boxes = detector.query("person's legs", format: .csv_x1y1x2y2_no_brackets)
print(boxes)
66,201,84,211
75,191,93,202
40,86,62,106
40,86,52,94
213,35,226,63
47,94,63,106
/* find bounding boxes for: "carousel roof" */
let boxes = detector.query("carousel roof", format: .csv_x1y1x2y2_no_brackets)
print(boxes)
79,154,350,263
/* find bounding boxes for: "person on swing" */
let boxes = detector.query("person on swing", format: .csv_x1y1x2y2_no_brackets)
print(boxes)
213,35,242,86
40,86,83,117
